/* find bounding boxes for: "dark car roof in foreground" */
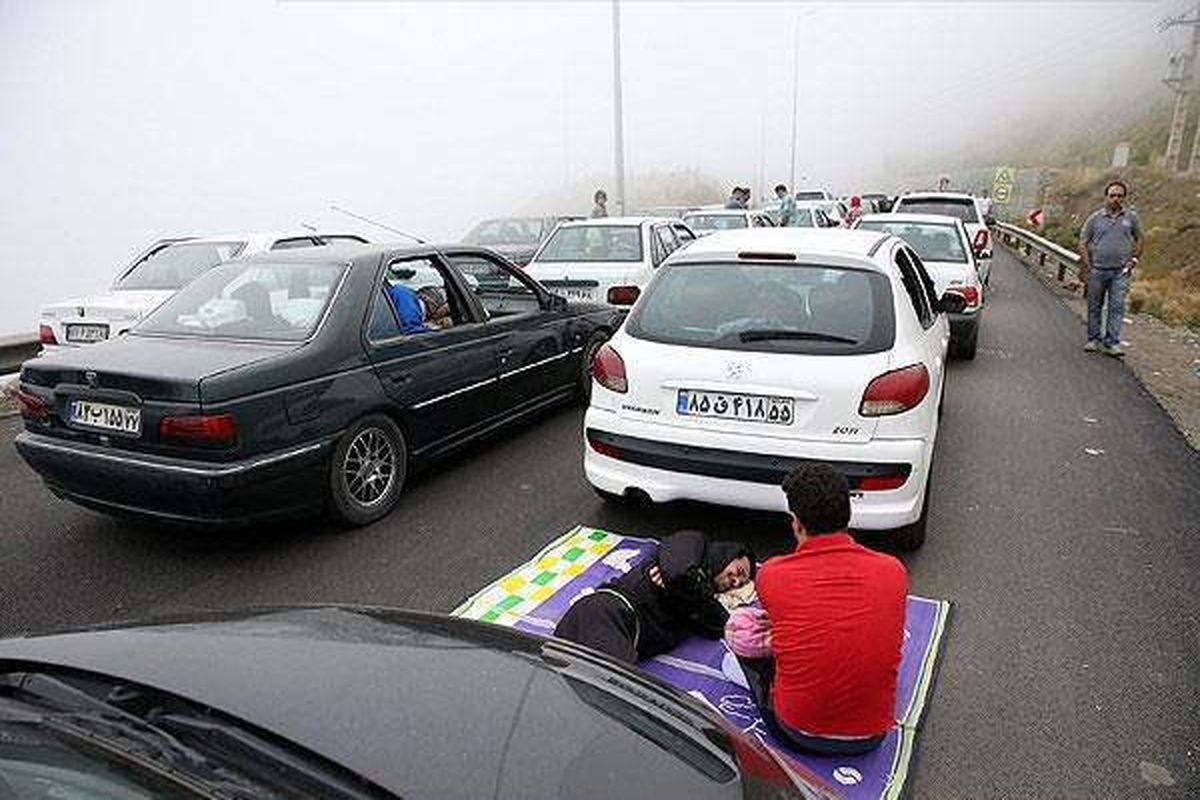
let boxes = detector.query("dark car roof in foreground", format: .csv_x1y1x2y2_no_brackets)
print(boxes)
0,607,790,800
237,242,515,266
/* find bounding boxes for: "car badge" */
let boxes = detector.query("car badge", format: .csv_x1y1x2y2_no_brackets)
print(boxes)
84,371,98,388
724,360,751,380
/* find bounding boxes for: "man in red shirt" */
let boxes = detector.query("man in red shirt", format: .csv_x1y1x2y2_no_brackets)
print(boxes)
740,463,907,756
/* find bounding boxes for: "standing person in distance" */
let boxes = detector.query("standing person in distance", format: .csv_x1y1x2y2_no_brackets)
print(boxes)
725,186,744,210
591,189,609,218
735,463,907,756
1078,180,1142,357
775,184,796,226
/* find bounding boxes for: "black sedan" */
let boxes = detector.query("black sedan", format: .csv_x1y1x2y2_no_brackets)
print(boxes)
0,606,832,799
14,244,622,526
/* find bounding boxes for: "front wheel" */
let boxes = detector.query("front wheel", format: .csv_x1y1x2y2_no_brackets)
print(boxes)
329,414,407,526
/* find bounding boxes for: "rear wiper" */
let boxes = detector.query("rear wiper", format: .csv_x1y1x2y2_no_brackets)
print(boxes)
738,329,858,344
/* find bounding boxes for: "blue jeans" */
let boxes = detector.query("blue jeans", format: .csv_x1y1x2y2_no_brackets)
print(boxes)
1086,268,1129,347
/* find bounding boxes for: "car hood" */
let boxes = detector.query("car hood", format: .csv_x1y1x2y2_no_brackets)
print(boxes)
0,607,767,800
40,289,176,322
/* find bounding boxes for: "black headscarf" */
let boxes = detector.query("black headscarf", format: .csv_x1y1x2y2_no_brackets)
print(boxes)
703,540,757,582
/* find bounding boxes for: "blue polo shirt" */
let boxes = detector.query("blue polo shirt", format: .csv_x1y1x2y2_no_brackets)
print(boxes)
1081,206,1141,270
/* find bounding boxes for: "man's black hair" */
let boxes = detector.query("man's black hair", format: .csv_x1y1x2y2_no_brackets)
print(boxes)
1105,179,1128,196
781,463,850,534
774,183,788,193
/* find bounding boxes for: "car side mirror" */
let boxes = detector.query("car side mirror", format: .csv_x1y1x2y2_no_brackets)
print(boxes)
937,293,968,314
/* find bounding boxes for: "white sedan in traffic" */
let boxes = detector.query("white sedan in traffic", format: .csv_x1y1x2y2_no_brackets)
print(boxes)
38,231,368,351
583,228,966,550
523,217,694,307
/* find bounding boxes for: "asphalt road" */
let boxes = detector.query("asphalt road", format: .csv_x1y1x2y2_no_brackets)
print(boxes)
1,248,1197,798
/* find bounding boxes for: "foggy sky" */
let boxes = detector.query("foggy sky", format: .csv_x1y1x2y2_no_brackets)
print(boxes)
0,0,1179,335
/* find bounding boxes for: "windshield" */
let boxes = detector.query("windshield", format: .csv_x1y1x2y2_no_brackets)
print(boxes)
533,225,644,263
116,241,245,291
858,220,969,263
628,261,895,354
896,198,980,223
682,214,748,231
791,208,815,227
464,218,545,246
794,191,825,201
138,260,345,340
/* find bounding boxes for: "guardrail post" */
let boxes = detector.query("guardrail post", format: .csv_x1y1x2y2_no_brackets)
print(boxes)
1056,260,1067,282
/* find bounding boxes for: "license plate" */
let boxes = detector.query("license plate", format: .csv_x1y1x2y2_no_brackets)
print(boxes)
677,389,794,425
564,288,594,301
65,324,109,343
69,400,141,435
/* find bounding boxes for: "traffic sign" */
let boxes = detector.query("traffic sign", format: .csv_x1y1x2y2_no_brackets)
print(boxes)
992,166,1015,203
1028,208,1044,228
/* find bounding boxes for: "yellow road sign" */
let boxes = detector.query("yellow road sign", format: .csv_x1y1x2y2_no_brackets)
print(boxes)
992,166,1014,203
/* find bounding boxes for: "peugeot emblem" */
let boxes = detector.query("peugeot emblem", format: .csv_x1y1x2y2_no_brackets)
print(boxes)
84,371,98,388
724,360,750,380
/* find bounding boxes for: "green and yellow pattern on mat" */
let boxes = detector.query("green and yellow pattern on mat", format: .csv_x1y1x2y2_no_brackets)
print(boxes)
453,526,622,625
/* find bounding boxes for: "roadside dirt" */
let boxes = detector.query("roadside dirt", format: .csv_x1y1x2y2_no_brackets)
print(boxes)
1009,244,1200,450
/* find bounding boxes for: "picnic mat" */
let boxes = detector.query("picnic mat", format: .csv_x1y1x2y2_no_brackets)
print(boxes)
453,525,951,800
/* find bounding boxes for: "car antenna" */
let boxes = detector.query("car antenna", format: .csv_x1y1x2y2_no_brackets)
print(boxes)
329,202,426,244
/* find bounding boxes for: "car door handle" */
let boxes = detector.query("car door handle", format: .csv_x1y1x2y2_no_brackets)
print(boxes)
498,346,515,364
389,372,413,384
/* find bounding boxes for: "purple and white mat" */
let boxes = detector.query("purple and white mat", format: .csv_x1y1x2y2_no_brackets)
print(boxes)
454,526,951,800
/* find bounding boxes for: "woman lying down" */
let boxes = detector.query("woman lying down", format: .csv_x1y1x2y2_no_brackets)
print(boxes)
553,529,754,664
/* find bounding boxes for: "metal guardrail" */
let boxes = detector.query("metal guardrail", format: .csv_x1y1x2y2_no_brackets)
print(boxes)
0,334,38,376
994,221,1082,289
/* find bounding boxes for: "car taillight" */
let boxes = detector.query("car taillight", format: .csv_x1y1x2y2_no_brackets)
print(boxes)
160,413,238,446
606,285,640,306
39,325,57,345
16,389,49,420
948,285,980,307
591,344,627,394
586,430,623,459
858,474,909,491
860,364,929,417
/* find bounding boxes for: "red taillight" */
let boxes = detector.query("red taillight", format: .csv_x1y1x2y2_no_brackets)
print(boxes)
860,364,929,417
858,474,909,491
606,285,640,306
973,228,989,251
586,431,623,459
39,325,57,345
948,285,980,307
591,344,628,394
160,413,238,446
16,389,49,420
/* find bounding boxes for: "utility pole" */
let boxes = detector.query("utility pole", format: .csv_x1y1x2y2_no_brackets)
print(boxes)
611,0,627,215
788,15,800,190
1160,2,1200,173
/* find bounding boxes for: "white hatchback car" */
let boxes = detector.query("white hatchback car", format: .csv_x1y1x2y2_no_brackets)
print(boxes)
891,192,993,284
523,217,694,307
38,231,368,352
583,228,965,550
855,213,984,359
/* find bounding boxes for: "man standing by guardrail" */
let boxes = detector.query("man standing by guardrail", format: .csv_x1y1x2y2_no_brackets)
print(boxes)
1078,180,1142,357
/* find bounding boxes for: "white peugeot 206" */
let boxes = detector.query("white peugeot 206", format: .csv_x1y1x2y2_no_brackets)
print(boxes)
583,228,966,550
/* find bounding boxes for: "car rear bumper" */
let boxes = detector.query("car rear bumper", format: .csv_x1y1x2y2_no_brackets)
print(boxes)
14,431,335,526
583,411,931,529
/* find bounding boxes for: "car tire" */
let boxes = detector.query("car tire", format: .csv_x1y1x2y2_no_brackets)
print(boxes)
953,324,979,361
329,414,407,527
577,330,610,405
893,470,930,552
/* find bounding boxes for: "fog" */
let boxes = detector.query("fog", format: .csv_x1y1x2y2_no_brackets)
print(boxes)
0,0,1178,335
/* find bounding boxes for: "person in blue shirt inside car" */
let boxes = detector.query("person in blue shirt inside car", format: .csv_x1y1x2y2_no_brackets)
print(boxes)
387,284,433,334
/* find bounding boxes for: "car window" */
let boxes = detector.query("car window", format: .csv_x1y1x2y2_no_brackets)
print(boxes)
463,218,545,246
116,240,246,291
681,214,749,231
444,252,543,318
535,225,644,262
270,237,320,250
896,197,980,223
792,208,814,227
857,221,969,263
655,225,678,255
672,224,695,243
650,227,669,267
626,261,895,355
138,260,344,340
907,248,941,311
894,248,934,328
369,256,461,339
319,234,369,245
794,191,825,201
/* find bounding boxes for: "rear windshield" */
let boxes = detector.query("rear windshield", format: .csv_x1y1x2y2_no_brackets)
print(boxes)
895,198,980,223
790,208,815,227
138,260,345,341
683,214,748,231
116,241,245,290
794,191,826,201
627,261,895,355
858,220,968,263
464,218,545,246
534,225,643,263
